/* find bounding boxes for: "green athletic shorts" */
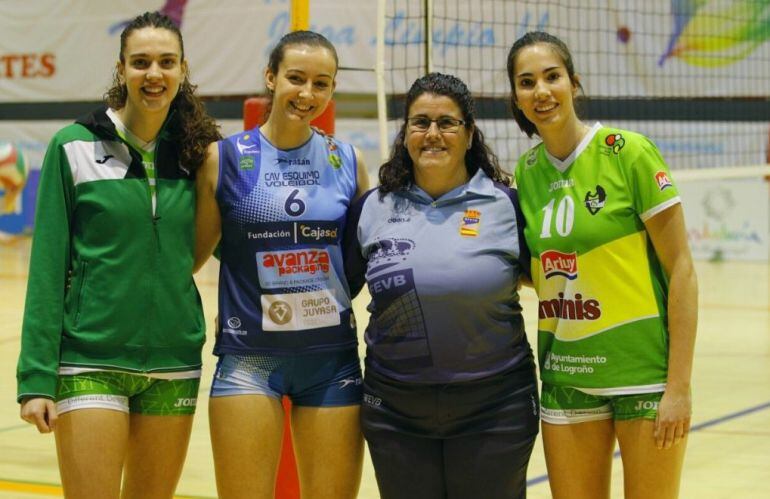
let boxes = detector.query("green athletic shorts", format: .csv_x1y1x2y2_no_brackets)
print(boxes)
540,383,663,424
55,371,200,416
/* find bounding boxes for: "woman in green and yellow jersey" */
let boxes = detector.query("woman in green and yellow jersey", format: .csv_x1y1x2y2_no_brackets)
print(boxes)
508,31,698,499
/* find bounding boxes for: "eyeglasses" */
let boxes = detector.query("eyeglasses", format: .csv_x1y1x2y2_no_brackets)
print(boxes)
407,116,466,133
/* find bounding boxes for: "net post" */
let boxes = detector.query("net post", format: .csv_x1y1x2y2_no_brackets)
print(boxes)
376,0,390,162
290,0,310,31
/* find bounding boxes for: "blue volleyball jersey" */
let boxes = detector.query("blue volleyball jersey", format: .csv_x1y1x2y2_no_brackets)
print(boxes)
215,129,358,354
345,171,534,383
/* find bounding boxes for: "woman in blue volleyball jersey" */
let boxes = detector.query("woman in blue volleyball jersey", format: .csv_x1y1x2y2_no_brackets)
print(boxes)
195,31,369,499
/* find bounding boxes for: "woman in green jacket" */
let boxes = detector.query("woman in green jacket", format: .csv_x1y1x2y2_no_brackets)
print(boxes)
16,12,220,499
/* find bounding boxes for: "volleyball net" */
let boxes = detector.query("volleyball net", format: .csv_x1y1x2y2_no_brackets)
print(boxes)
376,0,770,176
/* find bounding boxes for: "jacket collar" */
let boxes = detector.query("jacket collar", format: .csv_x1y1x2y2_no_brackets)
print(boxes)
75,105,177,144
75,105,119,140
397,169,498,206
74,106,182,180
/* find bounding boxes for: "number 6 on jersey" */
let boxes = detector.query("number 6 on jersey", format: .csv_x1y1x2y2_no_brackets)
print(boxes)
284,189,306,217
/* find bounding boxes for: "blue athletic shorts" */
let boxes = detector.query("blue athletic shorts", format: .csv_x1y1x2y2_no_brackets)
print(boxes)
210,348,362,407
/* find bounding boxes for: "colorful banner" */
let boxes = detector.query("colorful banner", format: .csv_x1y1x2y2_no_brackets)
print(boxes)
1,1,768,101
393,0,770,97
0,0,375,101
679,178,769,262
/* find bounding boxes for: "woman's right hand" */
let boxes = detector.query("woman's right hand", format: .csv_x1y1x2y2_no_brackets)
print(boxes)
20,397,58,433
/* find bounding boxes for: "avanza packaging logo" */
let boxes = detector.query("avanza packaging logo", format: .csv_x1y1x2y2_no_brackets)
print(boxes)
262,249,330,276
541,250,578,280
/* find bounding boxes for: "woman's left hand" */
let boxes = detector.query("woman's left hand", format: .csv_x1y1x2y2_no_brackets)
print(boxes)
654,384,691,450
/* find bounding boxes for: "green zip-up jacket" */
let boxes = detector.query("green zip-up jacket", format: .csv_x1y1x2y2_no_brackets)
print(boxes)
17,107,205,402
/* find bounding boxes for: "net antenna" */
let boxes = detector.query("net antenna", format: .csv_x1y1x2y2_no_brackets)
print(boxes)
376,0,389,162
376,0,435,162
424,0,434,74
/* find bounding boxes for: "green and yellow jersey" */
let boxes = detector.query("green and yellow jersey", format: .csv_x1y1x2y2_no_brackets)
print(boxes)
515,123,680,394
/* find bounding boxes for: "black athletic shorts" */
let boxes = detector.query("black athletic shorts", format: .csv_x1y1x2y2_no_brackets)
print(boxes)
361,363,539,499
361,361,539,437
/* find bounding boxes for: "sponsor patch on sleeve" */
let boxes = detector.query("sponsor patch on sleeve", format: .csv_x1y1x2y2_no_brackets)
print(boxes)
655,171,672,191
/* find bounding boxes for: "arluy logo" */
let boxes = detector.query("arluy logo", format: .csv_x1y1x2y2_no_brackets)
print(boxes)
540,250,578,280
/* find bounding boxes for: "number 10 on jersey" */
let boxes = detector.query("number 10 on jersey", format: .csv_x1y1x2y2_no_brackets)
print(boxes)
540,196,575,238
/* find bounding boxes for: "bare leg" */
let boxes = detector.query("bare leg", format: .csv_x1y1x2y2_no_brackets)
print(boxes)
55,409,129,499
291,404,364,499
542,419,616,499
121,414,195,499
209,395,285,499
616,419,688,499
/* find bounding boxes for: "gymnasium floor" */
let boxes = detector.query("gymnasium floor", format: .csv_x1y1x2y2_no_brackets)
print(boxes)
1,237,768,498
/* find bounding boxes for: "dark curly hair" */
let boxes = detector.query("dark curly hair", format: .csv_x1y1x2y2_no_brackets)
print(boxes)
104,11,220,171
379,72,508,194
506,31,583,138
264,30,338,119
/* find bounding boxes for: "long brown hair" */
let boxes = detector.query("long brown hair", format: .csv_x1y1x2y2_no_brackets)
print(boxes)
104,11,220,170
